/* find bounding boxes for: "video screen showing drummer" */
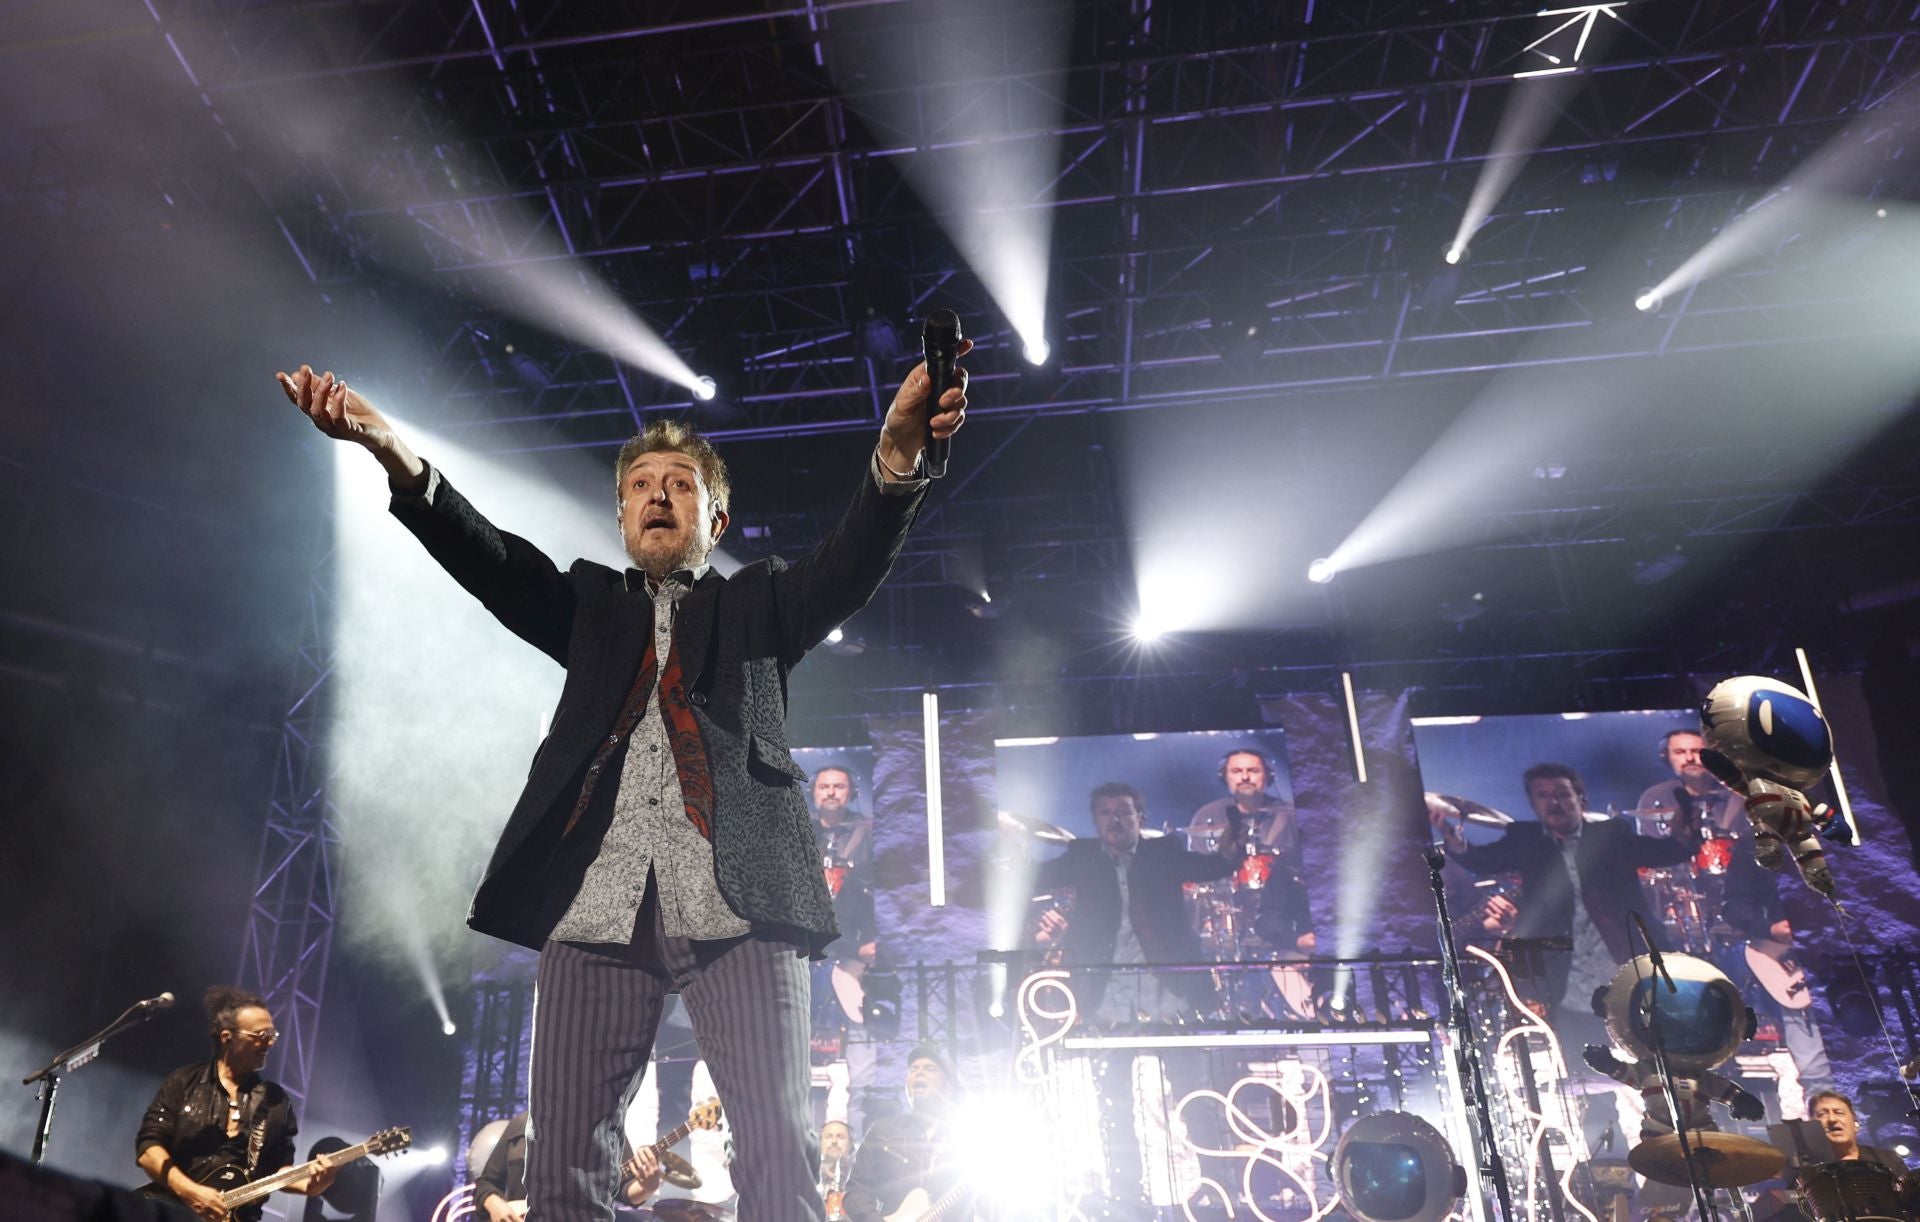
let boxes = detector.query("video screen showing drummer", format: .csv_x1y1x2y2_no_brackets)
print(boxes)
1179,747,1320,1018
794,752,882,1140
1633,727,1836,1109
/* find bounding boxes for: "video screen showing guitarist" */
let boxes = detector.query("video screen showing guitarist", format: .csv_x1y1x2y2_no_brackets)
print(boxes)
136,986,336,1220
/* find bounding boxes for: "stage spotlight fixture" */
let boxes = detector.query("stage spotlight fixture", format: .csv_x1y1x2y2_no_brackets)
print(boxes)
1023,337,1052,366
1443,243,1467,266
1333,1112,1466,1222
1308,558,1338,585
826,626,844,644
441,1019,457,1036
1634,288,1663,313
862,970,902,1039
692,376,718,402
1131,618,1164,644
1876,207,1889,219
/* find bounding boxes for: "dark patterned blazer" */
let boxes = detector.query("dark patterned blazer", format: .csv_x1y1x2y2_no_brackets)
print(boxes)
389,462,924,954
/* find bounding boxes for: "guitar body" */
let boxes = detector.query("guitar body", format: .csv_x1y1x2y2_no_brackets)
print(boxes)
1746,938,1813,1010
138,1162,265,1220
886,1186,934,1222
884,1180,967,1222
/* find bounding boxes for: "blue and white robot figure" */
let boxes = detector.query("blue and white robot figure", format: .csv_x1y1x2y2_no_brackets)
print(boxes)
1699,675,1852,901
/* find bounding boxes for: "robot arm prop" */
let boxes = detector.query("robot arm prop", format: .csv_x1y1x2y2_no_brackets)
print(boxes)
1695,1069,1766,1122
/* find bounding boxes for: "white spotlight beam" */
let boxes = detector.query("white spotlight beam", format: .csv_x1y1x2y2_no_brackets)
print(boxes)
1446,7,1619,263
826,3,1070,359
1638,82,1920,311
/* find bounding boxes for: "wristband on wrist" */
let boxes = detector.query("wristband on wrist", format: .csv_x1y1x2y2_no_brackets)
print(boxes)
875,447,923,480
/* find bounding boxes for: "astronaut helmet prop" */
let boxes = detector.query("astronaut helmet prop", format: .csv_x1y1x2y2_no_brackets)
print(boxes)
1600,953,1748,1074
1700,676,1832,790
1333,1111,1467,1222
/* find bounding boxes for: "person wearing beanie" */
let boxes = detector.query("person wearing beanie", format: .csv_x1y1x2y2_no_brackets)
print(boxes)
840,1046,980,1222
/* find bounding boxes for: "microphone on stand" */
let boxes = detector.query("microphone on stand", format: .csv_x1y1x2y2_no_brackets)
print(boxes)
136,992,177,1013
921,310,962,478
1630,911,1676,993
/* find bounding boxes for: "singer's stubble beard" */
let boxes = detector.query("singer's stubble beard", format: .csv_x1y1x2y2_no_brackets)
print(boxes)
625,526,712,583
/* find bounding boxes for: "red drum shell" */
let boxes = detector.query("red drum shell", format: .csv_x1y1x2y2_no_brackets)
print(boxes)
1234,854,1274,890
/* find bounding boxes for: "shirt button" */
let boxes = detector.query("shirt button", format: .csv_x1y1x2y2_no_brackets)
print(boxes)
689,691,708,707
607,733,620,744
649,798,661,807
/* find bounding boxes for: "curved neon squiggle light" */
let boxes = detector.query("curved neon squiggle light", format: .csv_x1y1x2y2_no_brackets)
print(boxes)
1014,969,1078,1083
1465,944,1600,1222
430,1183,476,1222
1175,1068,1335,1222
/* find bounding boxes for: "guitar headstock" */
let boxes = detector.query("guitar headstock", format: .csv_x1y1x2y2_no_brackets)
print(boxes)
689,1098,723,1131
368,1126,412,1157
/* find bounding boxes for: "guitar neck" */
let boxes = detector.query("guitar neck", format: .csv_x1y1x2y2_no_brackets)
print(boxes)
222,1139,374,1210
926,1180,969,1222
649,1119,695,1154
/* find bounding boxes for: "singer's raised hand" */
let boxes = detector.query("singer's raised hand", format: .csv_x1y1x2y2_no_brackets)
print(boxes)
878,339,972,477
274,363,428,491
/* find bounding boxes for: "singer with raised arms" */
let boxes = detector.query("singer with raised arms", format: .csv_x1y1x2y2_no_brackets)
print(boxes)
273,328,969,1221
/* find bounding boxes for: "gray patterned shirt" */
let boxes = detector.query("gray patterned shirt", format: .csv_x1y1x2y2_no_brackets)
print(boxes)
550,569,753,944
405,450,925,945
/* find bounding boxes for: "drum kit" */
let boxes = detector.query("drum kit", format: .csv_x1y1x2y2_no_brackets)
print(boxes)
1181,825,1316,1019
1623,807,1739,956
1622,1129,1920,1221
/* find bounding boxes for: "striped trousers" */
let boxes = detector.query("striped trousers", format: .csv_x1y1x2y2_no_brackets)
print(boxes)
525,892,822,1221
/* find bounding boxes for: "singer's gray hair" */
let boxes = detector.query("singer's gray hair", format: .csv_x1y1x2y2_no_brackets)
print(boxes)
613,419,732,515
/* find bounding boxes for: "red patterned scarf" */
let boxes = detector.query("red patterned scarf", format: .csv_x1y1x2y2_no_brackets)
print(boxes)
563,624,714,840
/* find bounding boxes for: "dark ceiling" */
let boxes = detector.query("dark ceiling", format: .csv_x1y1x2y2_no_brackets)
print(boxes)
3,0,1919,739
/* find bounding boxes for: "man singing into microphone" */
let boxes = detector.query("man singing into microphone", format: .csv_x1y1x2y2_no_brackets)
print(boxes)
274,342,968,1221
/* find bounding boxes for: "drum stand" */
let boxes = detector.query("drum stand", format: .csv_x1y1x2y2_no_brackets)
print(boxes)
1631,925,1720,1222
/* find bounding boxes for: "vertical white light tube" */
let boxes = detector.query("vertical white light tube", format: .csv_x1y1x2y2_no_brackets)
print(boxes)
1794,647,1860,844
1342,671,1369,783
923,691,946,907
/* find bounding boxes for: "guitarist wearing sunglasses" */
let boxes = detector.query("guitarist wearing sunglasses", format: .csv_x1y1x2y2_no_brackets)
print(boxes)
135,986,337,1221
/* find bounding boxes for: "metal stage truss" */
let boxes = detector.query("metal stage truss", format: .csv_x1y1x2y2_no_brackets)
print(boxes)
9,5,1920,707
234,551,339,1121
15,1,1914,436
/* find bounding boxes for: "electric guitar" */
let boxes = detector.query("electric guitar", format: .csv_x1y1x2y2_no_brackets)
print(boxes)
145,1125,410,1218
885,1178,969,1222
501,1098,726,1213
622,1096,724,1188
1745,937,1813,1010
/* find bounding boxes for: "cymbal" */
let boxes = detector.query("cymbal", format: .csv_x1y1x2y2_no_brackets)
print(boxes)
998,809,1075,842
1629,1130,1785,1188
660,1151,701,1190
1435,794,1514,825
647,1201,732,1221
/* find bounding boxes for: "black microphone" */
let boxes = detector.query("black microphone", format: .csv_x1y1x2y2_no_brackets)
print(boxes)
1629,911,1676,993
136,992,176,1013
920,309,962,479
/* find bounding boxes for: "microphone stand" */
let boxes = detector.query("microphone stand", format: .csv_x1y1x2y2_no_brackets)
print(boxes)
1425,846,1517,1222
1628,914,1717,1222
21,999,164,1163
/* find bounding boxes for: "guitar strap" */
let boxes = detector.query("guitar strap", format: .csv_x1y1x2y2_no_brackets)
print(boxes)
243,1081,269,1176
